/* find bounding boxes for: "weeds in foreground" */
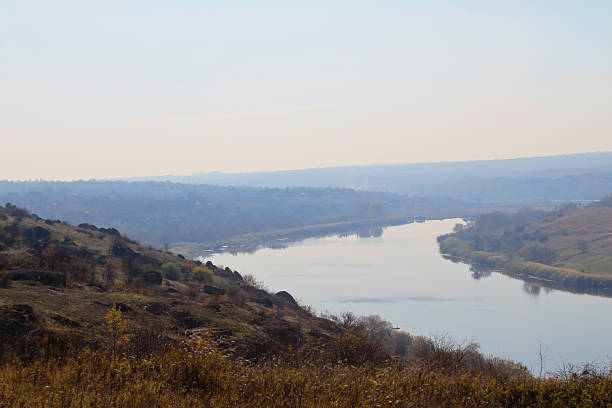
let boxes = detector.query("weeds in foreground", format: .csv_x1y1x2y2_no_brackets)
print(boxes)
0,332,610,408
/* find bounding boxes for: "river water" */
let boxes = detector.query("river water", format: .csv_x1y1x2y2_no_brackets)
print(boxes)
203,219,611,373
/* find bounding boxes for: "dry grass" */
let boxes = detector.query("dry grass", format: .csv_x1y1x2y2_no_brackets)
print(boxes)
0,333,610,408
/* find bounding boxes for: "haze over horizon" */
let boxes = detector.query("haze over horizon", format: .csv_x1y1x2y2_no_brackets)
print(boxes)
3,1,612,180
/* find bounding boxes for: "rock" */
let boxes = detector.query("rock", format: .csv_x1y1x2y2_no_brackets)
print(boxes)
6,270,66,287
52,314,80,328
205,261,214,268
162,287,179,294
214,267,234,278
78,223,99,231
165,280,188,293
255,297,274,308
0,304,38,339
99,227,120,237
233,271,243,281
110,241,137,258
144,270,163,285
113,302,132,312
275,291,298,306
144,302,168,315
171,310,207,329
203,285,225,295
22,226,51,241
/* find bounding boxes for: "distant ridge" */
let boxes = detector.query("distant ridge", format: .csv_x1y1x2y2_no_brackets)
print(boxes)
125,152,612,201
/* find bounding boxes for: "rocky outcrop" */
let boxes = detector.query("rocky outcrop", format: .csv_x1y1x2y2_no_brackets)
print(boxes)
275,291,298,306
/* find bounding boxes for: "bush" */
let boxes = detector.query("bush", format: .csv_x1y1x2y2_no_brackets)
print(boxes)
192,266,214,283
161,262,181,281
520,245,558,265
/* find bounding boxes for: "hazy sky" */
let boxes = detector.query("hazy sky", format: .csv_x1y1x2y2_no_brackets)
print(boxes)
2,1,611,180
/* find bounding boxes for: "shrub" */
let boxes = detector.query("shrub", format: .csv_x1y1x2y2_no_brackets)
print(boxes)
161,262,182,281
520,245,558,265
242,273,265,289
192,266,214,283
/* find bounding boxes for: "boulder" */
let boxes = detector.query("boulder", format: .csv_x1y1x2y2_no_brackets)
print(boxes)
145,302,168,315
214,267,234,278
275,290,298,306
0,304,38,339
144,270,163,285
113,302,132,313
203,285,225,295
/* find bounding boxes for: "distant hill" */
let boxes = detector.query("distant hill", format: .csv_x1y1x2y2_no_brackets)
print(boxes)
0,180,496,249
127,152,612,202
438,195,612,295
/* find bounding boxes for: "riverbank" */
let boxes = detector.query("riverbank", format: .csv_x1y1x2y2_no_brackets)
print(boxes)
170,215,424,257
439,237,612,297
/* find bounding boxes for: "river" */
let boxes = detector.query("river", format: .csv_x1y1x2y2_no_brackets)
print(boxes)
202,219,612,374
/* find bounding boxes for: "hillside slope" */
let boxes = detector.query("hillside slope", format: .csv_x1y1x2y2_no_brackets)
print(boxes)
0,203,335,358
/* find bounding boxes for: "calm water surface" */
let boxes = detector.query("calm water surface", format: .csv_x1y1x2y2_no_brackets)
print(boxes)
204,219,612,373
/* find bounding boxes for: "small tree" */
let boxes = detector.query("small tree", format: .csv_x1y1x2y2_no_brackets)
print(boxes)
105,304,131,357
105,257,122,284
192,266,214,284
161,262,181,281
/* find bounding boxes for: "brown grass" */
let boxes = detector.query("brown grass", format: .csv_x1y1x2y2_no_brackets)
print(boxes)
0,333,610,408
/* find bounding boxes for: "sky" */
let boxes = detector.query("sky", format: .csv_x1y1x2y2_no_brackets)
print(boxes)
1,1,611,180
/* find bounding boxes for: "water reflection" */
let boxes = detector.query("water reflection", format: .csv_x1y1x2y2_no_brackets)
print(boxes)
522,282,553,297
470,266,493,280
206,219,612,373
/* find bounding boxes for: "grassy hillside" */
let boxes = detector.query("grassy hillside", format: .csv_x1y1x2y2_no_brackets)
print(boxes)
1,204,611,406
526,207,612,275
438,196,612,295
